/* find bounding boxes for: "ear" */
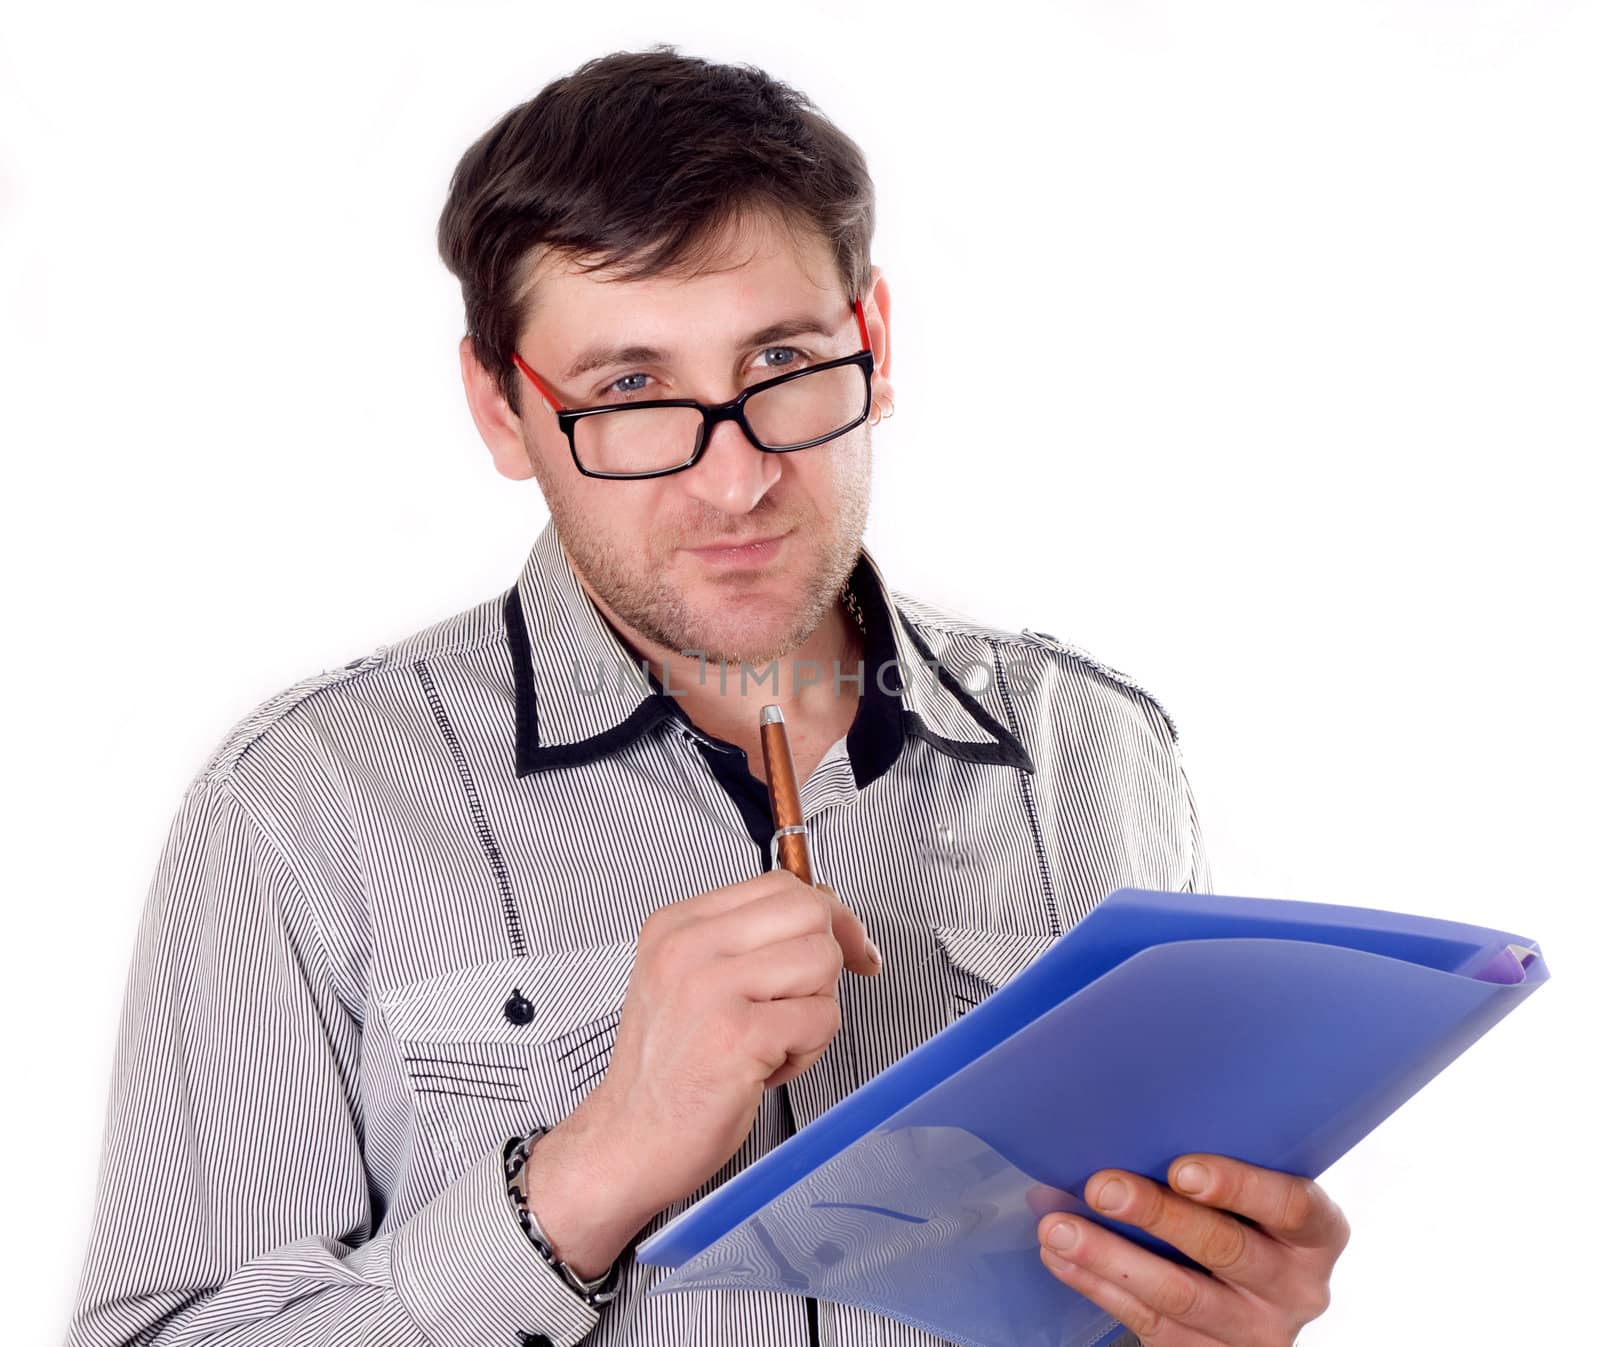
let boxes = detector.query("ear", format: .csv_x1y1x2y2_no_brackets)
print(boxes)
459,334,539,482
862,266,895,423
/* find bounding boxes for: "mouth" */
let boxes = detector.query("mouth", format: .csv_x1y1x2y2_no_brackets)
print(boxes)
684,532,790,568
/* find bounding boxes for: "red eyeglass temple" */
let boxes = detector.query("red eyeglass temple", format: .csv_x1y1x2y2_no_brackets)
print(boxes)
512,298,872,414
850,295,870,351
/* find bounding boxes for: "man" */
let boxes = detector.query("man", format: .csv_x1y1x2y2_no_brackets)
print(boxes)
64,47,1346,1347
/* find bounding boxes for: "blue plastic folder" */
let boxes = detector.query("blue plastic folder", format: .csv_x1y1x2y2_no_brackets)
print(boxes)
634,887,1548,1347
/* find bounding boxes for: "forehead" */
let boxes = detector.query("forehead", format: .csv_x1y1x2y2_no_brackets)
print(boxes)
517,209,847,349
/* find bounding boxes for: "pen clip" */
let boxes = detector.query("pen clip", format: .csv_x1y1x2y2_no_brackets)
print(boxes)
768,823,824,889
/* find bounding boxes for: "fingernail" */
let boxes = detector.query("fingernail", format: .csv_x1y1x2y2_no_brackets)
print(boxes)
1046,1221,1078,1252
1174,1162,1209,1195
866,937,883,970
1093,1178,1129,1212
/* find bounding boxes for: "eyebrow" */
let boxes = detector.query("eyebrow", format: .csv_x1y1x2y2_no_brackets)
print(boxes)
561,314,839,382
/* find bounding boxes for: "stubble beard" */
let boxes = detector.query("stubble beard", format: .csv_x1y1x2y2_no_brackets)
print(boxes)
535,434,873,672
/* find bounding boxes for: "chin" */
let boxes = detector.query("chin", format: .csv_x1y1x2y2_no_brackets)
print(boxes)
679,607,800,669
688,628,789,671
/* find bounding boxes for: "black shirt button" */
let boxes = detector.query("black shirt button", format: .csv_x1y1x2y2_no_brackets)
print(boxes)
519,1334,555,1347
503,988,535,1025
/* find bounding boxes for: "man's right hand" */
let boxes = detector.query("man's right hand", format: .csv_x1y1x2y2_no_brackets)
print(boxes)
518,869,881,1279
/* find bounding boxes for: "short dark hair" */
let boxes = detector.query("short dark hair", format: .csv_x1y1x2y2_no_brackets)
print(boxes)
436,46,876,416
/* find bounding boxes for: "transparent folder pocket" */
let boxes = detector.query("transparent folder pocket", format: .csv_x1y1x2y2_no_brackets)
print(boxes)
648,1122,1115,1347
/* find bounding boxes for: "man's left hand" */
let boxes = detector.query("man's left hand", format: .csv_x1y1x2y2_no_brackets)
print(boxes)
1036,1154,1348,1345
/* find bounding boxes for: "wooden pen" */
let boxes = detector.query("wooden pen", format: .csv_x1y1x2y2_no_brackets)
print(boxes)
760,704,883,972
758,704,813,884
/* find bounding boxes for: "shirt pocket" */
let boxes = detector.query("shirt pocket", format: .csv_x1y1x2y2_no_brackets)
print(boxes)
836,925,1061,1109
931,924,1058,1024
375,941,634,1186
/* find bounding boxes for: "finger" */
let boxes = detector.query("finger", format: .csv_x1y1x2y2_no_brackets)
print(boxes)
1039,1234,1220,1346
697,881,838,957
1084,1169,1286,1295
749,992,842,1087
694,863,806,915
814,882,881,977
1038,1215,1249,1345
727,931,845,1002
669,868,802,922
654,871,880,975
1168,1155,1350,1255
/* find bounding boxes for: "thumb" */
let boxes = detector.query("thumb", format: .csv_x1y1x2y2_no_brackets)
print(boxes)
815,882,883,977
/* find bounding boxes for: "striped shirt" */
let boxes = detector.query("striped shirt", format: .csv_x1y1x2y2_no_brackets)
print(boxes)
64,516,1209,1347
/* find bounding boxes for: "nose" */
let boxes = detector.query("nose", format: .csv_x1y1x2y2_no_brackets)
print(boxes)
678,414,779,515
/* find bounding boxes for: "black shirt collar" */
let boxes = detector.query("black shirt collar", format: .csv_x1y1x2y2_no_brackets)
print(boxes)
504,517,1031,784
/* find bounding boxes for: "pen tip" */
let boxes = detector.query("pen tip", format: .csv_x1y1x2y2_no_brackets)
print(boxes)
759,704,785,725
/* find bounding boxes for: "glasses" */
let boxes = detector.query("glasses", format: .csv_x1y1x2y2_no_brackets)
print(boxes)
510,300,875,480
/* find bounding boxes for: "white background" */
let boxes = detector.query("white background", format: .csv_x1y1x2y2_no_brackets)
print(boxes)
5,1,1595,1342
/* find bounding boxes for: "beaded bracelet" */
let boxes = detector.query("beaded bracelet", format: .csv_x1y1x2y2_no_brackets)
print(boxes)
503,1129,622,1307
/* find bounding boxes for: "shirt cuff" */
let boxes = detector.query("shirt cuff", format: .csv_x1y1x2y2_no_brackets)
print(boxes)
391,1140,602,1347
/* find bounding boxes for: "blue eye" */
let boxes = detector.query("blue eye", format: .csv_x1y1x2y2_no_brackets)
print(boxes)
608,373,651,395
757,347,802,370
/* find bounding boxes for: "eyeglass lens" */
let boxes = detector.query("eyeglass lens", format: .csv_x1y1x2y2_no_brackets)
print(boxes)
574,363,868,476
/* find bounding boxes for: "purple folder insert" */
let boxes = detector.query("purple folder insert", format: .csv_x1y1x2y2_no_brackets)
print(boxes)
1469,943,1541,985
635,888,1548,1347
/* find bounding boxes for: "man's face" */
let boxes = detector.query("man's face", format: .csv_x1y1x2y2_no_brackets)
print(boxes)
489,210,889,669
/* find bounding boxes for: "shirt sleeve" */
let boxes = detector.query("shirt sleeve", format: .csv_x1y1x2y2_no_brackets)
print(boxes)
63,770,603,1347
1180,760,1214,895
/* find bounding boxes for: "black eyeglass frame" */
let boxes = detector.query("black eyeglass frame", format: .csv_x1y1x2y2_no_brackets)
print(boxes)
510,297,878,481
554,350,875,481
